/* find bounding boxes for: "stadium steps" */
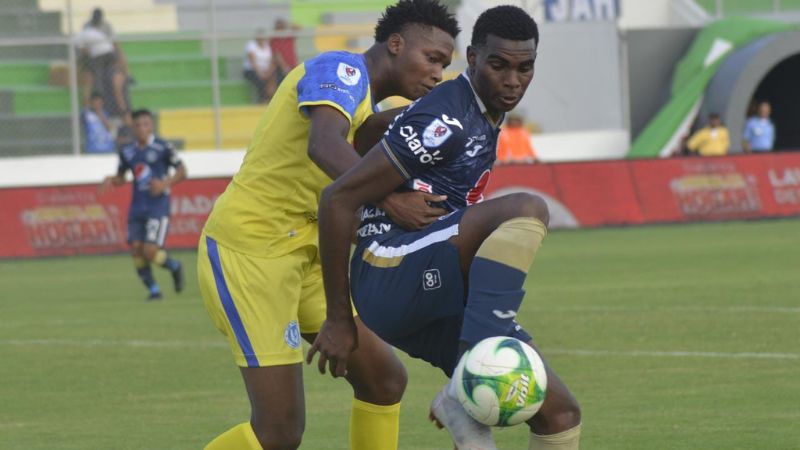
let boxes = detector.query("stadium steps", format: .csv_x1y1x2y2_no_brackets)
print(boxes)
0,114,72,156
0,10,61,37
3,80,251,115
154,0,291,32
158,106,264,150
0,61,51,87
38,0,178,34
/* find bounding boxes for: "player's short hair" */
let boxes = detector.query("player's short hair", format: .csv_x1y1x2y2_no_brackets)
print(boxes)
471,5,539,47
374,0,460,43
709,112,720,120
132,109,153,121
90,91,103,100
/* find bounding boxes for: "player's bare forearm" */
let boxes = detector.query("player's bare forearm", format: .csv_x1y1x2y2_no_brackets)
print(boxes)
168,164,187,187
307,106,361,180
318,148,409,320
353,107,406,155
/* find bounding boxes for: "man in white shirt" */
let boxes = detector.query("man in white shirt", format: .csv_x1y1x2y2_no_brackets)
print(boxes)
242,28,279,103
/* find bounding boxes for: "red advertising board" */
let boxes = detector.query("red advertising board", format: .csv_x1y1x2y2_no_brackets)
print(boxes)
0,179,229,258
2,154,799,258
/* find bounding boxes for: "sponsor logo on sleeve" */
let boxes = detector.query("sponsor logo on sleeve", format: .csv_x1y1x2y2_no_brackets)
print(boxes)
337,62,361,86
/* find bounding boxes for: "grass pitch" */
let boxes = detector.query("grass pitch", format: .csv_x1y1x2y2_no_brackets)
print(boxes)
1,219,798,449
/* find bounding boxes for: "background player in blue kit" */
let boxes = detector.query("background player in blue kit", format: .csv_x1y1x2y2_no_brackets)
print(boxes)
310,6,581,450
100,109,186,300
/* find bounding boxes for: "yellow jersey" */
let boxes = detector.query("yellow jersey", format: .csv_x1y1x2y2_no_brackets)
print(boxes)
204,51,376,257
687,126,730,157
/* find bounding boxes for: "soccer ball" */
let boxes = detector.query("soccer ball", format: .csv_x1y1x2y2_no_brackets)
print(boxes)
452,336,548,427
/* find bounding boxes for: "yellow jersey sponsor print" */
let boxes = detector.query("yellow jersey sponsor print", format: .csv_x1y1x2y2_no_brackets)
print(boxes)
204,51,375,257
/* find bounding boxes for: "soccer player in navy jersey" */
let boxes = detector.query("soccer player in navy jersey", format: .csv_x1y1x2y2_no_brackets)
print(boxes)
310,6,581,450
100,109,186,300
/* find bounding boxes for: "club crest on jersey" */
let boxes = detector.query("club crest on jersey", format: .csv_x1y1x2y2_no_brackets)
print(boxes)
423,118,453,148
336,62,361,86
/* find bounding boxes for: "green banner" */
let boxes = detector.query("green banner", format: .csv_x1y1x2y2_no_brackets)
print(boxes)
628,18,797,159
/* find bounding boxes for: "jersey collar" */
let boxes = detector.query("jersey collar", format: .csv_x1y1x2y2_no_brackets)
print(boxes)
136,134,156,149
460,71,505,129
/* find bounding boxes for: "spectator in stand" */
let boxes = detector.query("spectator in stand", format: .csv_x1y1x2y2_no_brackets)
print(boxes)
269,18,300,82
243,28,279,103
77,8,132,125
743,101,775,153
496,114,538,164
686,112,729,157
82,91,116,153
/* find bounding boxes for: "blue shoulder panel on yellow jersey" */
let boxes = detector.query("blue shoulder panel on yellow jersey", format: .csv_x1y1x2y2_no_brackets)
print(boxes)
296,51,371,122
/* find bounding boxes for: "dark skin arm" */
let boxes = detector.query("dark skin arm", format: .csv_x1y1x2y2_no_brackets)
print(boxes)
307,146,408,377
308,106,447,230
352,106,406,156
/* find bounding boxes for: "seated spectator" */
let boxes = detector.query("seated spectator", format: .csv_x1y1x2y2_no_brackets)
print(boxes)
496,114,538,164
686,112,729,156
270,18,300,82
743,101,775,153
243,29,278,103
82,92,116,153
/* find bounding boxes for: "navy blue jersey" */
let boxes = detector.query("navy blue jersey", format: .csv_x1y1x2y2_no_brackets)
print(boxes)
356,74,502,241
117,136,182,217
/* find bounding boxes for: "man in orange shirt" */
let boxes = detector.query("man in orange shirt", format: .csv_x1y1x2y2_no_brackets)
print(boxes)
497,114,538,163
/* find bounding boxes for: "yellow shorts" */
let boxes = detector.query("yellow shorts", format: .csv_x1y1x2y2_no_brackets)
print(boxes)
197,233,326,367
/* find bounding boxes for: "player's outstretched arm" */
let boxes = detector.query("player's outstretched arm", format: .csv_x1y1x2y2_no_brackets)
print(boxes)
306,146,407,378
98,175,125,194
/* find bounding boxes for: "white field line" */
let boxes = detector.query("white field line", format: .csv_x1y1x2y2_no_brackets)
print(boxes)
1,338,798,360
532,306,800,314
546,348,800,360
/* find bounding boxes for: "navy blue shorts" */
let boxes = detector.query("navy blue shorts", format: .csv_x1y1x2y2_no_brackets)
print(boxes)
127,213,170,246
351,210,531,376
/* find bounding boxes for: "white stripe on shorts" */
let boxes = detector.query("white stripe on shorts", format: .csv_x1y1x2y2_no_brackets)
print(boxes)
365,224,459,259
157,216,169,247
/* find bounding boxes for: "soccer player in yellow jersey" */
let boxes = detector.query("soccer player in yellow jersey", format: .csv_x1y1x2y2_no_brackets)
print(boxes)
196,1,459,449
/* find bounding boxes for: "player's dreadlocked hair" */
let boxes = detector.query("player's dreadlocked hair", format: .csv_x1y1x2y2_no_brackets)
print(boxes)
374,0,460,42
471,5,539,47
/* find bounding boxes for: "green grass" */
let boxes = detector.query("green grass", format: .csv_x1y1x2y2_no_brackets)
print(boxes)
1,219,799,449
696,0,800,14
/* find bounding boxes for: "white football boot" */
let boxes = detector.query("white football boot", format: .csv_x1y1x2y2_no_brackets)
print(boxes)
429,380,497,450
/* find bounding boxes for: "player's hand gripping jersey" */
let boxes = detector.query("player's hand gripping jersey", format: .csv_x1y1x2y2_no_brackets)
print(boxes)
356,73,502,242
204,51,377,256
117,136,182,218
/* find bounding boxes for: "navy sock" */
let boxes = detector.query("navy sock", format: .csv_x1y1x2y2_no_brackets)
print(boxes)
136,265,160,293
161,257,181,272
460,257,526,346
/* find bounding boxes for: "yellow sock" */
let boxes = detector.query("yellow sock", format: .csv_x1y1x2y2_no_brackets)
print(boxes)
529,423,582,450
204,422,262,450
350,398,401,450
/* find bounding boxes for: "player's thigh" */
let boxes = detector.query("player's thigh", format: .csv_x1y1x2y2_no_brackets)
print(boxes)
197,234,310,368
129,240,144,257
240,364,306,444
351,219,465,340
448,193,549,273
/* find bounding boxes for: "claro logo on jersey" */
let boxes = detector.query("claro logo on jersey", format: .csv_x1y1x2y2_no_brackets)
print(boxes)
336,62,361,86
399,125,443,165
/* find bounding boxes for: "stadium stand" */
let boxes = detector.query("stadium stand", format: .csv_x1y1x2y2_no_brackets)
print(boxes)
38,0,178,34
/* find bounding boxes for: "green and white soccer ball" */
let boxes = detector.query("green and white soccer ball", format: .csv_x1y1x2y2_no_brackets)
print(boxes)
452,336,548,427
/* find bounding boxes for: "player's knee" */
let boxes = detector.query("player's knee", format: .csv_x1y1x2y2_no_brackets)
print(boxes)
508,192,549,226
350,361,407,404
142,246,159,262
531,394,581,434
252,419,304,450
